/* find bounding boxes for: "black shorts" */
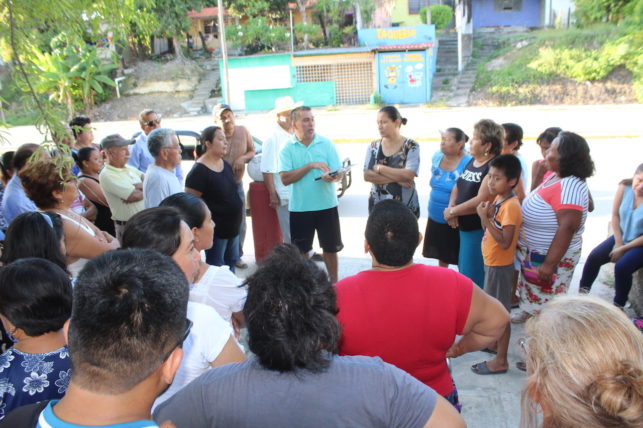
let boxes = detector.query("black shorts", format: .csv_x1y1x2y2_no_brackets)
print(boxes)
290,207,343,254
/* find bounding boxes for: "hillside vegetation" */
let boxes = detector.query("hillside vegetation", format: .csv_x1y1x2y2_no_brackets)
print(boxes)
470,0,642,105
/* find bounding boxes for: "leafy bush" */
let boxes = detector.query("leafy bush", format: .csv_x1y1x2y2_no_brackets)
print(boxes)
226,18,290,54
475,24,643,102
419,5,453,29
27,40,116,116
574,0,633,25
294,23,324,47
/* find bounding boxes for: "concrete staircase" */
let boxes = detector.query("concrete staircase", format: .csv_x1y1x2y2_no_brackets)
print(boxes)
181,60,221,115
431,33,499,107
431,34,460,104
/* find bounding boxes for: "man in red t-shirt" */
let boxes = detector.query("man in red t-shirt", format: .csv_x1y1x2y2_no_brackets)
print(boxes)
336,200,509,410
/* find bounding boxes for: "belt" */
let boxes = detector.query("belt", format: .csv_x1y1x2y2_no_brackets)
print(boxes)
114,220,127,226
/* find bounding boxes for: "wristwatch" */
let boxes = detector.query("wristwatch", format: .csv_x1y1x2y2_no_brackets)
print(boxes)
449,208,455,218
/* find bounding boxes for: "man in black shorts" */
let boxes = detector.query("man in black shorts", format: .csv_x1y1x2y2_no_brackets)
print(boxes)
279,106,344,283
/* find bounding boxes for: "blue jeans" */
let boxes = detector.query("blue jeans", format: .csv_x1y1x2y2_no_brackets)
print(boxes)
205,235,240,273
579,235,643,307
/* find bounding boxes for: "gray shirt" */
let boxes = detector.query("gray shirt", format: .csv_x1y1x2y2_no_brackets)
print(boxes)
154,354,436,428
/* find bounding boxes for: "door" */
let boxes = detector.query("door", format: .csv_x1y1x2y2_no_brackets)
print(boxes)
378,50,428,104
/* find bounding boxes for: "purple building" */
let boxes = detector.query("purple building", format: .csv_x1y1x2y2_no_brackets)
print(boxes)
472,0,542,28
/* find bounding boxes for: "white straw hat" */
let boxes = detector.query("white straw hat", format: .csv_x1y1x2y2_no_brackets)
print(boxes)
272,96,303,115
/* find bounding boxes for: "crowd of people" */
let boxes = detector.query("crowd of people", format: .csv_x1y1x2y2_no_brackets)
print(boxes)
0,99,640,427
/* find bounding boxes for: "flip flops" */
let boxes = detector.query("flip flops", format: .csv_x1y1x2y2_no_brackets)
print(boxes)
516,361,527,372
481,347,497,355
471,361,508,375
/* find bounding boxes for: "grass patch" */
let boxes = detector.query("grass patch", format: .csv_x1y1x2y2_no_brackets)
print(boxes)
474,24,642,102
1,110,40,127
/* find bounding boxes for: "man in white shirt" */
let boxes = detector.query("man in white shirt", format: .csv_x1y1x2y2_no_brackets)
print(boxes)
144,128,183,208
260,96,302,243
128,109,183,182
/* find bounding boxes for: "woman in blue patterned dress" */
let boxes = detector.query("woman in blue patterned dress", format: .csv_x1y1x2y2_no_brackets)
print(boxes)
423,128,472,267
0,259,72,419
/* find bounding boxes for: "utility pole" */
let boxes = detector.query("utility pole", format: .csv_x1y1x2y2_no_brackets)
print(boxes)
217,0,231,105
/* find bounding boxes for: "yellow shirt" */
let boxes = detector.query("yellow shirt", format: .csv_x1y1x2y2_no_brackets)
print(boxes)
99,164,144,221
481,195,522,266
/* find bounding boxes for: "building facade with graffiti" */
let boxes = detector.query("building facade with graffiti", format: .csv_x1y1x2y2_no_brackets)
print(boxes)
220,25,437,111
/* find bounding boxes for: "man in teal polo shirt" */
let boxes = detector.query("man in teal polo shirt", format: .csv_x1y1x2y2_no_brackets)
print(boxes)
280,106,344,283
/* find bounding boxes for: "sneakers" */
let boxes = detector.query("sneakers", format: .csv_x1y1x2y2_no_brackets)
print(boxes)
511,311,533,324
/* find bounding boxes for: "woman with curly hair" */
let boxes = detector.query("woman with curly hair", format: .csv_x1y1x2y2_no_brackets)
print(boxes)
154,243,465,427
520,295,643,428
20,159,119,277
512,132,594,325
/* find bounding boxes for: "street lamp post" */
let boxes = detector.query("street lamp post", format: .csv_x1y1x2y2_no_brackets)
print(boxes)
288,2,296,54
217,0,231,105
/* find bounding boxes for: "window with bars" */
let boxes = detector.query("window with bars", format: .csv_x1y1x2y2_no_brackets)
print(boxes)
408,0,431,15
295,62,373,105
494,0,522,11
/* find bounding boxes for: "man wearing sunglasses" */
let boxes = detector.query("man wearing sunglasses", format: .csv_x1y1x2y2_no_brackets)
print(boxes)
0,249,190,427
129,109,183,183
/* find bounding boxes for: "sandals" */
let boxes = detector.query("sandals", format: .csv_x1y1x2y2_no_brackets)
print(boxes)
471,361,508,375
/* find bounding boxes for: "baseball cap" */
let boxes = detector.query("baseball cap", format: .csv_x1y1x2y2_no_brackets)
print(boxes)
101,134,135,150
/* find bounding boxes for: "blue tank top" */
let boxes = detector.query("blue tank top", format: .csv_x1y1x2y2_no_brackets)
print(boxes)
619,185,643,244
428,151,472,223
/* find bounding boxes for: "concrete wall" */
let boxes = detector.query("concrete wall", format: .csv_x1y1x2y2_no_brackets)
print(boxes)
472,0,542,28
391,1,424,26
220,54,294,110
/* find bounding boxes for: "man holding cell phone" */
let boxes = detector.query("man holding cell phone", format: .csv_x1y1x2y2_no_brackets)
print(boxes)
279,106,344,283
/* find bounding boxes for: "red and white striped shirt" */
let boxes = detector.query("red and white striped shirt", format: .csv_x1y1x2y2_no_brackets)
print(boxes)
519,174,589,253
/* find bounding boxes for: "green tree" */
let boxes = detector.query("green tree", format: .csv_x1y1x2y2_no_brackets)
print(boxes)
314,0,372,46
420,5,453,29
574,0,634,25
223,0,291,53
0,0,155,142
151,0,206,61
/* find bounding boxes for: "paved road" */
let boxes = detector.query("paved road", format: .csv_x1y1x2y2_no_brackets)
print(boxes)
5,104,640,427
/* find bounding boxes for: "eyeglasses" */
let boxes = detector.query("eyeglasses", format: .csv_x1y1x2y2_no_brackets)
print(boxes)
161,318,193,362
145,119,161,127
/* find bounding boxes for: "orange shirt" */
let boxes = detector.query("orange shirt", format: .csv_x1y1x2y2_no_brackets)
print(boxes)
481,194,522,266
